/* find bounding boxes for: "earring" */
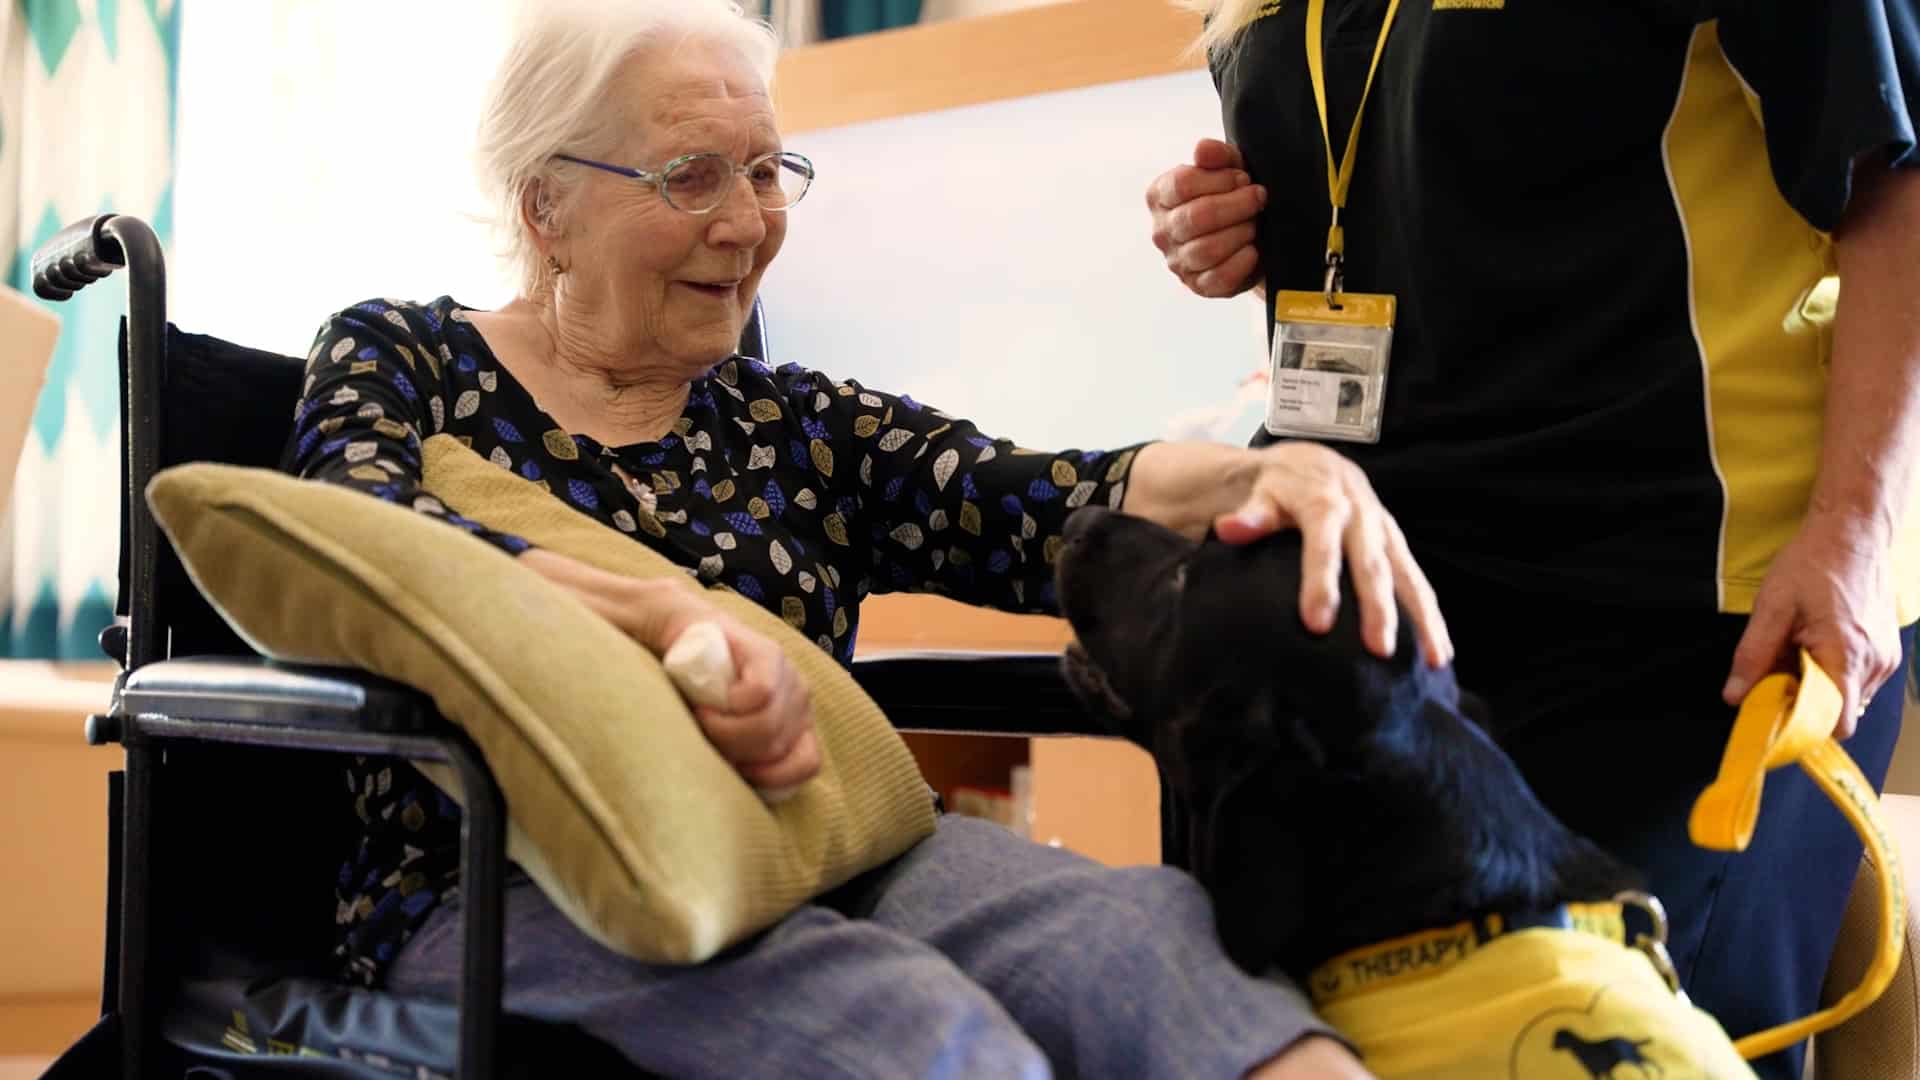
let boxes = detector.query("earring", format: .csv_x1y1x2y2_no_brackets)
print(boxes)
546,255,565,276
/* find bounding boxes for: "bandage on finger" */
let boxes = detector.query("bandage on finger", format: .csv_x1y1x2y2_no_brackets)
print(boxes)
661,621,804,805
662,621,734,708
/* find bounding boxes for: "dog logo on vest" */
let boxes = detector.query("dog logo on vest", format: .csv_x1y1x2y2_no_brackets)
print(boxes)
1506,986,1705,1079
1551,1030,1661,1078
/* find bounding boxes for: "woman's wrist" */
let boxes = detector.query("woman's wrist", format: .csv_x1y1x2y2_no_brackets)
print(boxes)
520,548,713,654
1122,441,1263,540
623,575,715,654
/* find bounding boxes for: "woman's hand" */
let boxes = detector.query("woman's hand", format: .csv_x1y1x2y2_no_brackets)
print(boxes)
1218,443,1450,668
520,549,821,791
1724,511,1902,739
654,605,822,794
1148,138,1267,299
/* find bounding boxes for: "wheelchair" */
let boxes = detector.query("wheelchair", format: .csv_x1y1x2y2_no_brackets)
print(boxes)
29,212,1109,1079
28,213,1920,1079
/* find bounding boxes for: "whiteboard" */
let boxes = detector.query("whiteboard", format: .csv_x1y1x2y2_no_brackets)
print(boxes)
760,70,1269,451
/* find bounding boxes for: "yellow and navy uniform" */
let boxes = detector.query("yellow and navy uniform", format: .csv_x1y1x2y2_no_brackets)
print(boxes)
1217,1,1920,619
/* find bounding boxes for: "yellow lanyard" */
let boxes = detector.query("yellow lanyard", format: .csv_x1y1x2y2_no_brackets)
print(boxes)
1305,0,1401,282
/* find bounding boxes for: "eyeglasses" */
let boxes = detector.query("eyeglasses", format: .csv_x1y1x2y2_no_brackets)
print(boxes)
554,150,815,214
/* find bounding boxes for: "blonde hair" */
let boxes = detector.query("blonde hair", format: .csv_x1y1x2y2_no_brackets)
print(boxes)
475,0,780,297
1178,0,1266,62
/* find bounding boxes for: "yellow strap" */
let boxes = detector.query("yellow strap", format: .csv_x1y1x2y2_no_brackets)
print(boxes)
1305,0,1401,259
1688,649,1907,1060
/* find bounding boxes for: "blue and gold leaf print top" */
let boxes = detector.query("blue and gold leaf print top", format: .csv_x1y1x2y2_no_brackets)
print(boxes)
282,296,1146,987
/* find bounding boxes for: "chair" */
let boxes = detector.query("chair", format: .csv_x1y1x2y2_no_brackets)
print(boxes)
30,212,1103,1079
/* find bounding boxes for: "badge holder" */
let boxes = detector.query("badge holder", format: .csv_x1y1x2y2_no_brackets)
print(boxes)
1269,0,1402,446
1265,252,1395,444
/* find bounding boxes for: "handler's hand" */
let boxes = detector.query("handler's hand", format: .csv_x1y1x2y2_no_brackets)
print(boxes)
1724,512,1901,739
1149,138,1267,299
1214,442,1452,669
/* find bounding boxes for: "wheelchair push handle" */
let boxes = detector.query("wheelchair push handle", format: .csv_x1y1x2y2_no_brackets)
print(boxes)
32,213,132,301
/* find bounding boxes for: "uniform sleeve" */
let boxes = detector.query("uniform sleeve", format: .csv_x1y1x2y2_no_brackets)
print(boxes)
1718,0,1920,230
281,300,533,556
779,364,1147,614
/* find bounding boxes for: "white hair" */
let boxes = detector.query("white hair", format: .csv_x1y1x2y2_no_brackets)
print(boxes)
476,0,781,297
1178,0,1265,63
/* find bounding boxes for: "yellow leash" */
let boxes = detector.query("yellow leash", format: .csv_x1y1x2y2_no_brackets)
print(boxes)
1689,649,1907,1059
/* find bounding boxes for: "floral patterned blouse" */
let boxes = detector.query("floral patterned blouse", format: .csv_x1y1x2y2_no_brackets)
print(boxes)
283,296,1146,987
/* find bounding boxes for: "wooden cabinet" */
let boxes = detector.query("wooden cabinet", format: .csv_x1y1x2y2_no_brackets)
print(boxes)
0,663,119,1057
856,594,1161,867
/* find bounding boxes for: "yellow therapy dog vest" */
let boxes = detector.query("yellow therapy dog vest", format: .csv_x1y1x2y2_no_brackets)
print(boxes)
1308,651,1904,1079
1313,912,1755,1079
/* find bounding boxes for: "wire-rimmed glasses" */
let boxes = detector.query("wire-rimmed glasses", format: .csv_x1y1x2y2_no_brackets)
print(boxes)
554,150,815,214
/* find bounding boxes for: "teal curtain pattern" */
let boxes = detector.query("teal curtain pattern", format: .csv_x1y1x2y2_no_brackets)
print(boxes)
1,0,180,658
820,0,923,39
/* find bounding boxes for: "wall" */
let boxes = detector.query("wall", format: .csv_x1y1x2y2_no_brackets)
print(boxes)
170,0,518,353
758,69,1264,452
169,2,1264,455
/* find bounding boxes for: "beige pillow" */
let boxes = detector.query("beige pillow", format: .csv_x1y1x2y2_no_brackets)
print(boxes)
144,437,936,965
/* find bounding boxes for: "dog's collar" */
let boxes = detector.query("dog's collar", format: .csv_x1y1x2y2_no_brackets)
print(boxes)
1306,893,1681,1008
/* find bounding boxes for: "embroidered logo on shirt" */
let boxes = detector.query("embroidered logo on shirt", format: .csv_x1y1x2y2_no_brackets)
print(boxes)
1250,0,1284,25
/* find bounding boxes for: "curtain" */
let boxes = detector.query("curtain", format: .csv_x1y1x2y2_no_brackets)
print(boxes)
820,0,922,38
1,0,180,659
767,0,923,45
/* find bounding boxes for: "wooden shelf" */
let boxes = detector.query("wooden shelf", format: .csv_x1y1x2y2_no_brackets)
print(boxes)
775,0,1205,135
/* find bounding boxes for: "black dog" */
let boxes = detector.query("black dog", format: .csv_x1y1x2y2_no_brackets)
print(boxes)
1052,507,1642,982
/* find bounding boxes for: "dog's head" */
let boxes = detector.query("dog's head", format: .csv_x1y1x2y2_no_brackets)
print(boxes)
1053,507,1637,975
1055,506,1455,779
1055,506,1448,970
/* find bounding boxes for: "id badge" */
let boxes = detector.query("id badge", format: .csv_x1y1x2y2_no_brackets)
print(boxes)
1265,290,1396,444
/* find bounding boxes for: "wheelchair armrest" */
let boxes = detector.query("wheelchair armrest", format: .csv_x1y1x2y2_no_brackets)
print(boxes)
852,649,1110,738
115,656,442,736
110,655,509,1077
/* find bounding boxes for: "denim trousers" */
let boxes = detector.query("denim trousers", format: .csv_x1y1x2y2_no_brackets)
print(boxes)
388,814,1323,1078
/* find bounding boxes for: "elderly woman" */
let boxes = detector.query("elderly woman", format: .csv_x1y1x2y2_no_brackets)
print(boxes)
284,2,1448,1076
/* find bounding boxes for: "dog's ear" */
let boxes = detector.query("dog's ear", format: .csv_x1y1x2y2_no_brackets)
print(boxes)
1060,646,1156,748
1197,765,1310,976
1173,686,1317,977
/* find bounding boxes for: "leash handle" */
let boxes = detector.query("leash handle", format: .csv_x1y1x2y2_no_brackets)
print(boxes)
1688,650,1906,1059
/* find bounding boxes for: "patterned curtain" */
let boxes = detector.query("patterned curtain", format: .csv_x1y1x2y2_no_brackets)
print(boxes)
767,0,923,44
0,0,180,659
820,0,922,38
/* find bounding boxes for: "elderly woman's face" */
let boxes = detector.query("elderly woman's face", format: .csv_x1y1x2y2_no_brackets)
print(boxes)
561,40,785,369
